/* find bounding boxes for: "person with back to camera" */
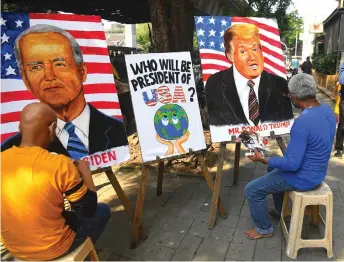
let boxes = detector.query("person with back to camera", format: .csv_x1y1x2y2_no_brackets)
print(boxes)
301,56,313,75
1,102,111,260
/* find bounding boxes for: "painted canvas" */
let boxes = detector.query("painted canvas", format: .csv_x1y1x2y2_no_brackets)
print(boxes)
125,52,206,162
195,16,294,142
1,12,129,171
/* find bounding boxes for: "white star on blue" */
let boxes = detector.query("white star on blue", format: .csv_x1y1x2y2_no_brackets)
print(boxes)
194,16,232,52
1,13,30,80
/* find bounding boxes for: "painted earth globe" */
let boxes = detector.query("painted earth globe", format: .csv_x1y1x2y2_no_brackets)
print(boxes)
154,104,189,140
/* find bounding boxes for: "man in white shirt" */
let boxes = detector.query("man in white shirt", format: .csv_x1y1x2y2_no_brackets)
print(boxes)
1,24,128,158
205,23,293,127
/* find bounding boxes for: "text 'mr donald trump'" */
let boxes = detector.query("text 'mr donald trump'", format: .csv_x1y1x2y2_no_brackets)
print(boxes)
1,24,128,158
205,23,293,127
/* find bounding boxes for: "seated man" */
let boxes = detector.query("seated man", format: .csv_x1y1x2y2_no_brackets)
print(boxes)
1,103,111,261
244,73,336,240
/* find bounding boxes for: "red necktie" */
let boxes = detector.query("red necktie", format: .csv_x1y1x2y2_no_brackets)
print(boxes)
248,80,260,126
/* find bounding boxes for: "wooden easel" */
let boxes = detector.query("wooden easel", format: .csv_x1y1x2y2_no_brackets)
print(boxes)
91,167,148,246
129,149,228,248
209,132,287,229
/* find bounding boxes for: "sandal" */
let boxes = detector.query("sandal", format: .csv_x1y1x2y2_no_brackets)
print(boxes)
246,233,273,240
244,229,273,240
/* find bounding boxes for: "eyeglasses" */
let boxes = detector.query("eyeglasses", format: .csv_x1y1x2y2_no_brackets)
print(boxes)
283,92,297,99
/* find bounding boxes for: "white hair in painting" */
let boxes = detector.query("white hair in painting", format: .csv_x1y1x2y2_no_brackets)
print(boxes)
14,24,84,69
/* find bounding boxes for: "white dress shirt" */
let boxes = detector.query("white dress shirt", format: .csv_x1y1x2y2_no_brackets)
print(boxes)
56,104,90,150
233,65,261,126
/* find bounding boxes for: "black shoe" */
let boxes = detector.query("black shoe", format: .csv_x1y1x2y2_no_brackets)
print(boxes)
334,150,343,158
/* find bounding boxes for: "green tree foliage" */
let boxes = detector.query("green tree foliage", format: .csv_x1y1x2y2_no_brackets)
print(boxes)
197,0,303,51
219,0,303,48
216,0,249,16
280,10,304,46
136,23,152,52
312,52,338,75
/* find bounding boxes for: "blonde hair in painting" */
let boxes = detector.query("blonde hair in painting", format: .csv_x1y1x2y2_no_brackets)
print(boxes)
224,23,260,54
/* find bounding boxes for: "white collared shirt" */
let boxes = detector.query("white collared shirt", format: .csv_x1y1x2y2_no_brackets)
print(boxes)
233,65,261,126
56,104,90,150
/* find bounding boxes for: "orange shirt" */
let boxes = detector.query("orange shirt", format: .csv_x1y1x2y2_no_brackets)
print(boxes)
1,146,87,260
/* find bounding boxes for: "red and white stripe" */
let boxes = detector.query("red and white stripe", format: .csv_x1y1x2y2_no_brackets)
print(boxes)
158,86,173,104
1,13,121,142
172,86,187,103
200,17,286,84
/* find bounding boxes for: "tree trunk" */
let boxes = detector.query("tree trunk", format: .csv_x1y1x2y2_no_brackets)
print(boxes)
148,0,170,52
148,0,193,53
169,0,193,52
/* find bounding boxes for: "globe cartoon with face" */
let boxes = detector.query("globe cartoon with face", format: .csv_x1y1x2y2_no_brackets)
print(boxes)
154,104,189,140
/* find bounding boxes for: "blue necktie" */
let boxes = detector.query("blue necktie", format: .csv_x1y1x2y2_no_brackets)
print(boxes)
64,122,89,160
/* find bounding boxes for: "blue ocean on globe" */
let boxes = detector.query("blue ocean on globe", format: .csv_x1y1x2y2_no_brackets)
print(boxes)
154,104,189,140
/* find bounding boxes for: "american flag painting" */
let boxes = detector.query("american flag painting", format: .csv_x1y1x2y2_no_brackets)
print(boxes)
1,12,121,142
142,89,158,106
194,16,286,83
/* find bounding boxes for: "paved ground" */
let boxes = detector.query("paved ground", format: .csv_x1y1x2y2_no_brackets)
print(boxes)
1,90,344,261
92,91,344,261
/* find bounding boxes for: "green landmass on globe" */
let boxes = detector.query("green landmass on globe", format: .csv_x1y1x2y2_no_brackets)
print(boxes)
154,104,189,140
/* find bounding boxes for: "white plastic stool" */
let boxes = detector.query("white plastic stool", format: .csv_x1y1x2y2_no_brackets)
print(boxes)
280,182,333,259
14,237,99,261
56,237,99,261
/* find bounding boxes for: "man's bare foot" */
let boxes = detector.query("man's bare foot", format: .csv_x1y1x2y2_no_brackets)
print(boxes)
244,229,273,240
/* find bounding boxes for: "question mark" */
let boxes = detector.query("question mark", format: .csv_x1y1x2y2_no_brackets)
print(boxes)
188,87,196,102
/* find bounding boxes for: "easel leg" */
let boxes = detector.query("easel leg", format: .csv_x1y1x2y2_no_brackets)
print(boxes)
130,165,149,249
275,136,286,155
197,153,227,219
233,142,241,185
157,161,164,196
208,142,226,229
104,169,147,243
